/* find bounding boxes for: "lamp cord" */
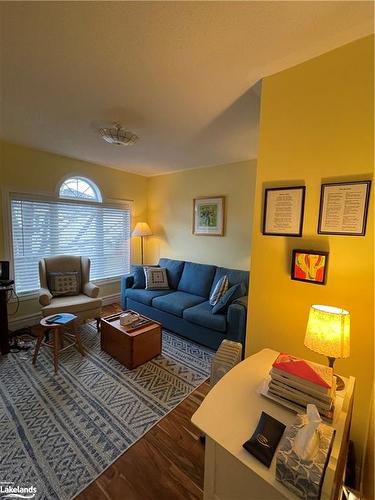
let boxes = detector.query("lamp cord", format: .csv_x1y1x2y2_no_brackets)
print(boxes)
7,288,20,316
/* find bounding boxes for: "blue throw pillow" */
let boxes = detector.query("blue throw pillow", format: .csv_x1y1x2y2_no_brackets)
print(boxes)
132,266,146,289
212,283,246,314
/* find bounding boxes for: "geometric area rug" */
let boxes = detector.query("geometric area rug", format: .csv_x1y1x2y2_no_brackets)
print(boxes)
0,324,213,499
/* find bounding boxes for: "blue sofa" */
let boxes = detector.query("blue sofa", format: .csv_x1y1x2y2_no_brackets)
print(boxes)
120,258,249,351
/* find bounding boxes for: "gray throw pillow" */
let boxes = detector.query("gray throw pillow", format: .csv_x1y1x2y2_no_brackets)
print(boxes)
209,275,229,306
144,267,169,290
48,271,80,297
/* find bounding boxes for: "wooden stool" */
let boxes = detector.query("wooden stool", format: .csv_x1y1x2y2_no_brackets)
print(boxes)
33,315,84,373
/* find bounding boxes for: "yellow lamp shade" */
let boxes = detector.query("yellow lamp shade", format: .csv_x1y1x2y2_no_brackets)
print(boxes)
305,304,350,359
132,222,153,237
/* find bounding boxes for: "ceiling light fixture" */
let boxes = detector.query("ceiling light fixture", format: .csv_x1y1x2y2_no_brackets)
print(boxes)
99,122,138,146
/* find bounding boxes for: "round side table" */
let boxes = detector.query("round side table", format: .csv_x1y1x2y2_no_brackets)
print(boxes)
33,315,84,373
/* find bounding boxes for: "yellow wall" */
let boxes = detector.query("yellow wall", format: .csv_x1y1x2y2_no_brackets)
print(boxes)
362,386,374,499
247,36,374,460
147,160,257,270
0,140,148,320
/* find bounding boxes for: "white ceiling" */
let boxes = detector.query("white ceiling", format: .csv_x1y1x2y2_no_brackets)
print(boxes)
0,1,373,176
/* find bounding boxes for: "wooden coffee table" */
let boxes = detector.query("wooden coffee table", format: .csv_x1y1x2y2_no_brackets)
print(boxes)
100,312,162,369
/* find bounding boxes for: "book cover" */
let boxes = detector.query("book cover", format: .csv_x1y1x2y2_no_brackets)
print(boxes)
267,386,333,419
270,371,335,403
49,313,77,325
268,381,333,411
272,353,333,390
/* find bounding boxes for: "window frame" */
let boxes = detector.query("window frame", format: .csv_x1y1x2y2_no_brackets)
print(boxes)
58,175,103,203
3,186,133,299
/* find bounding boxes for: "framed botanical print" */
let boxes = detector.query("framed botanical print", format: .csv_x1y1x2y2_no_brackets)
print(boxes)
291,249,328,285
193,196,225,236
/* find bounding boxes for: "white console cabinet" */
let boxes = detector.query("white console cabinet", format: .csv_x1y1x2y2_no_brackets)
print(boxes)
192,348,355,500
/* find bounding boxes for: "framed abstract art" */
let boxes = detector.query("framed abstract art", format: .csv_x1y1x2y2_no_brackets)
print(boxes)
291,249,328,285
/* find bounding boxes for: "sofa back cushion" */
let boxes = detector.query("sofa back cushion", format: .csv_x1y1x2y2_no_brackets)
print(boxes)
177,261,216,298
210,266,249,296
159,258,185,290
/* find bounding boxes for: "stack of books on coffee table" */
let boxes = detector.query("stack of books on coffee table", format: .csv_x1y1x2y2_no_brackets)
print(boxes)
268,353,335,419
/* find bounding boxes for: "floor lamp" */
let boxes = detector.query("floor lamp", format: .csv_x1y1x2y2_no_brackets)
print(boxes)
132,222,153,265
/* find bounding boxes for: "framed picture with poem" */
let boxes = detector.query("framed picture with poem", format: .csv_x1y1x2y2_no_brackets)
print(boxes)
193,196,225,236
291,250,328,285
318,180,371,236
262,186,306,236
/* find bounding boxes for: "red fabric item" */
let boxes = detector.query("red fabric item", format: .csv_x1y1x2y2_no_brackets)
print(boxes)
272,353,331,389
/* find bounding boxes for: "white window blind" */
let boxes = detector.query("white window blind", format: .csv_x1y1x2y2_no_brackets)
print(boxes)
10,195,131,293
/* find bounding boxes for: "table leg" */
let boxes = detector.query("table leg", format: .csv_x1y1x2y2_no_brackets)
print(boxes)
75,332,85,356
32,332,44,365
53,328,60,374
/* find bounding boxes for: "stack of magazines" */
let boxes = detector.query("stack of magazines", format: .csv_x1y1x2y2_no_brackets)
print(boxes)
268,353,335,419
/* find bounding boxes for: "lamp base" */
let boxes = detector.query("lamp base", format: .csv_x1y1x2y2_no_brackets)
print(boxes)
335,375,345,391
327,356,345,391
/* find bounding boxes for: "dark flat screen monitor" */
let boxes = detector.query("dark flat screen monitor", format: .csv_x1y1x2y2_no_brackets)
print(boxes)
0,261,10,281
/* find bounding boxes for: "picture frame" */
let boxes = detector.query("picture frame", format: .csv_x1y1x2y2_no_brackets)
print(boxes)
318,180,371,236
193,196,225,236
291,249,328,285
262,186,306,236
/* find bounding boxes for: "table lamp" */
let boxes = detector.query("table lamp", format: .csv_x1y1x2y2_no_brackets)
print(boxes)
132,222,153,265
304,304,350,391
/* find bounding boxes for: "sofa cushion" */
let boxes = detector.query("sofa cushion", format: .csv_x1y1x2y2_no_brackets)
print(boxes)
41,294,102,314
210,266,249,296
183,301,226,333
159,258,185,290
152,291,205,317
212,283,246,314
177,261,216,297
132,265,147,289
145,267,169,290
125,288,173,306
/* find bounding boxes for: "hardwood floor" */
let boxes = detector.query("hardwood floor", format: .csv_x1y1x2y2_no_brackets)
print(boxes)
77,304,210,500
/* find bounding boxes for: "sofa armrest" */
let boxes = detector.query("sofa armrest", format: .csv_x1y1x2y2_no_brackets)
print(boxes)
120,274,135,309
232,295,248,308
226,295,248,345
121,273,135,289
39,288,52,306
83,281,100,298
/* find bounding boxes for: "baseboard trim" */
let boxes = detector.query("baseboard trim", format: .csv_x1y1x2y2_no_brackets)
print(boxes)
101,293,120,306
8,312,42,331
8,293,121,331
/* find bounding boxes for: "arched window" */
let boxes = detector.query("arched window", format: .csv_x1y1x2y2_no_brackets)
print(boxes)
59,176,102,202
10,176,131,293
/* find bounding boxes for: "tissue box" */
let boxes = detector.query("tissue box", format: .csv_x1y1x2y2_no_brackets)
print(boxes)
276,414,335,499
